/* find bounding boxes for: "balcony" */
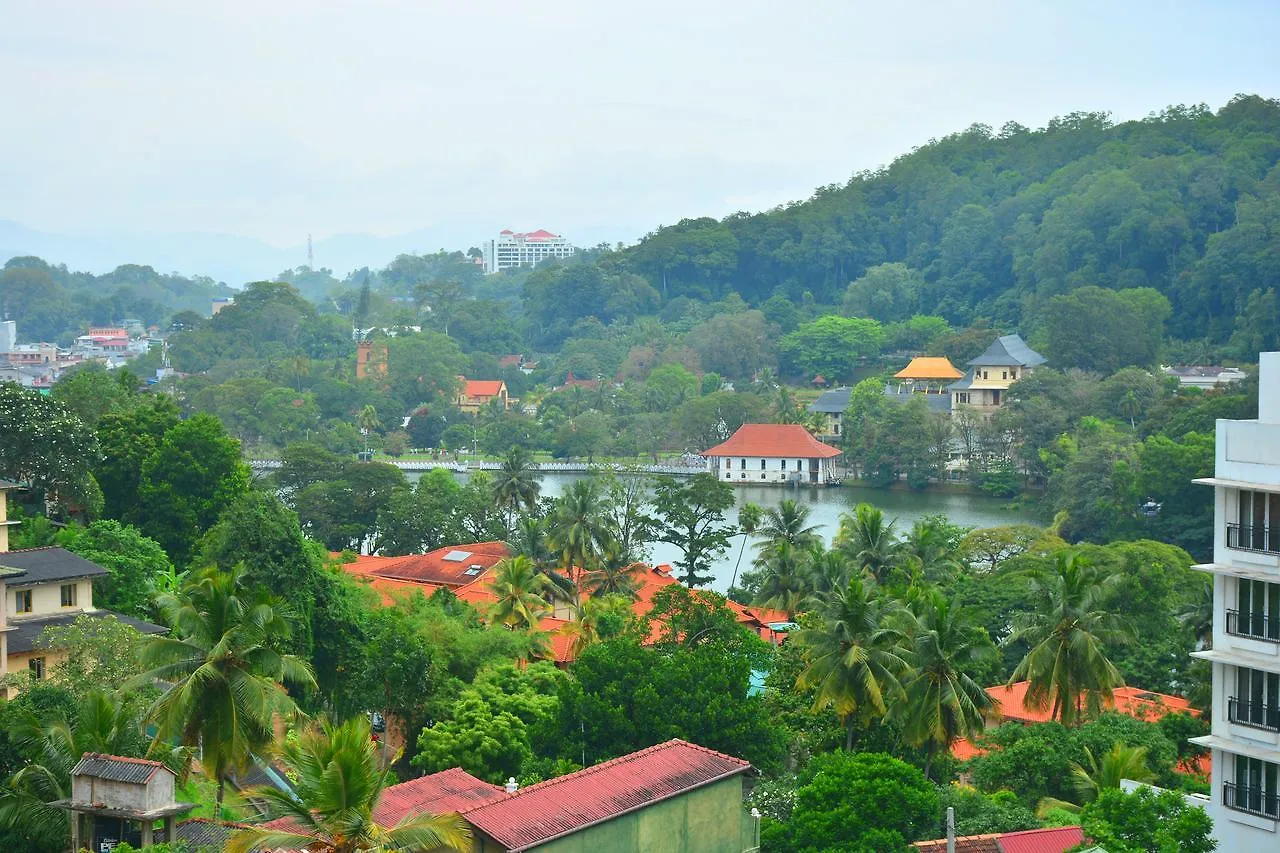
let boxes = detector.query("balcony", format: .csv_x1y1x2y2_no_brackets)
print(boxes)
1227,523,1280,555
1224,782,1280,819
1227,609,1280,642
1228,697,1280,733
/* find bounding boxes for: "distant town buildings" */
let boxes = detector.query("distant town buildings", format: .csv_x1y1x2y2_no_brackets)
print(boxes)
482,229,575,273
0,320,161,389
1163,364,1249,390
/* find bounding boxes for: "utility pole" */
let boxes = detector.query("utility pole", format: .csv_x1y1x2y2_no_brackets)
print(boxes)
307,233,314,269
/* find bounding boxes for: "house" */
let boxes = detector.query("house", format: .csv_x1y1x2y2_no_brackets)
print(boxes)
497,354,523,369
456,379,511,414
807,386,851,439
912,825,1083,853
555,371,601,392
52,753,196,850
1188,350,1280,848
1163,364,1248,390
0,483,165,690
702,424,842,486
885,356,963,415
949,334,1046,416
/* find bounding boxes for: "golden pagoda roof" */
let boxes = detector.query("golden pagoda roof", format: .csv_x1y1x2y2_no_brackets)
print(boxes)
894,356,964,380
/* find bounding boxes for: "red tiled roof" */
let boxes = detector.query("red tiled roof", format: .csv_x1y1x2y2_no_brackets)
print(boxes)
463,380,506,399
988,681,1193,725
521,229,558,240
914,826,1083,853
353,542,510,588
459,740,750,851
702,424,841,459
497,355,522,368
374,768,505,825
558,371,601,390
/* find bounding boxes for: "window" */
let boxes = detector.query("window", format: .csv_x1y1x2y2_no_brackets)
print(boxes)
1233,667,1280,731
1001,371,1008,380
1010,369,1017,380
14,589,31,614
28,658,45,680
1234,579,1280,640
1229,755,1280,819
761,473,766,479
760,459,767,470
740,458,746,470
1233,490,1280,552
60,584,76,607
991,390,1001,406
781,460,787,470
834,423,840,435
982,370,988,379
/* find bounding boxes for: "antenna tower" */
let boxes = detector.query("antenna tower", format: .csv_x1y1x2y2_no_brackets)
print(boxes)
307,234,314,269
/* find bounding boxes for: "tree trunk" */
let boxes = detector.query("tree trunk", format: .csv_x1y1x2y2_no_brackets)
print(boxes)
728,534,750,592
215,777,225,820
923,743,935,782
844,719,855,751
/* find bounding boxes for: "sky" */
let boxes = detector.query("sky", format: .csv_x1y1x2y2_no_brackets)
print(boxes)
1,0,1278,274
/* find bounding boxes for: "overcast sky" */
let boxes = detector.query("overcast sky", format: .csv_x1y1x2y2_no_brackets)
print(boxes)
2,0,1278,251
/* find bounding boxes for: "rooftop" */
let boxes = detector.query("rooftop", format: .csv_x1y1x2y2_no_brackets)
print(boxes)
808,386,852,414
988,681,1193,725
967,334,1046,368
72,753,172,785
345,542,510,588
460,739,751,851
913,825,1083,853
8,610,168,654
702,424,841,459
0,546,109,584
462,379,506,398
895,356,964,380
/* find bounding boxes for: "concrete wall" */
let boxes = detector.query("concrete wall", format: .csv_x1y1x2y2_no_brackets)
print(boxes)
474,776,751,852
71,774,169,812
7,577,93,619
708,456,830,485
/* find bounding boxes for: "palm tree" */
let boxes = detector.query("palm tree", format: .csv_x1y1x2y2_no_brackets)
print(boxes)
794,576,911,750
806,549,855,600
548,480,610,600
492,446,542,528
228,716,470,853
1178,580,1214,649
1035,743,1155,815
755,499,823,563
835,503,902,584
486,555,552,630
559,596,633,659
901,588,999,780
753,541,815,621
580,546,645,600
357,404,381,436
512,514,554,566
1006,551,1132,726
728,502,763,593
132,565,316,812
899,517,963,583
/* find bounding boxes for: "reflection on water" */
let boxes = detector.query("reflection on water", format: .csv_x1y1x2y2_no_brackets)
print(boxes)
419,470,1041,594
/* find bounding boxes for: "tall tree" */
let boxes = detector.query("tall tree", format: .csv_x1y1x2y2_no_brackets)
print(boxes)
753,541,814,621
834,503,902,584
486,556,552,631
548,480,610,597
491,446,542,529
728,502,763,593
0,383,98,512
1007,551,1132,726
652,473,736,587
754,499,823,563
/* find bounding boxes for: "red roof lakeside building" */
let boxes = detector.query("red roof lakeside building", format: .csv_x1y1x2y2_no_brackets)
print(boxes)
702,423,842,486
455,378,511,414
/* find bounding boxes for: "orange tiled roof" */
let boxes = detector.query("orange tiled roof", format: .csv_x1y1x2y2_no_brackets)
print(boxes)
701,424,841,460
363,542,510,587
463,380,506,399
895,356,963,380
988,681,1194,725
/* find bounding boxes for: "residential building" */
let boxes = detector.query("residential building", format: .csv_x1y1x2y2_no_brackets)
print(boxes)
1189,351,1280,847
886,356,963,415
808,386,851,439
211,297,233,315
1163,365,1249,390
0,320,14,353
482,229,575,273
456,379,511,414
0,482,164,690
949,334,1046,416
702,423,842,485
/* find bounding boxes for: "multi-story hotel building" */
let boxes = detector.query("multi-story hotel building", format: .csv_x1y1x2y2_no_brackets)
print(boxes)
1191,351,1280,847
482,229,575,273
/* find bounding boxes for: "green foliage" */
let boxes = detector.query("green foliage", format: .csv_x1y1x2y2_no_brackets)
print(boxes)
0,383,98,510
936,786,1038,836
652,473,736,586
779,315,884,380
1079,786,1216,853
36,613,149,693
1041,286,1171,372
55,520,173,616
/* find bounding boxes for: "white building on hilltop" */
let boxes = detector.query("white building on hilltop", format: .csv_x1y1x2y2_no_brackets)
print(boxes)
1191,351,1280,847
482,229,575,273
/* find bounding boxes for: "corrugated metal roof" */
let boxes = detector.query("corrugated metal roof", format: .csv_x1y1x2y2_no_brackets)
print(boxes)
375,767,506,825
995,826,1083,853
72,753,171,784
460,739,751,851
808,386,852,413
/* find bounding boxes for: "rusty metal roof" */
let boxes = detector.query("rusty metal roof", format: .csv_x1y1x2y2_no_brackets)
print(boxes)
460,739,751,851
71,753,171,784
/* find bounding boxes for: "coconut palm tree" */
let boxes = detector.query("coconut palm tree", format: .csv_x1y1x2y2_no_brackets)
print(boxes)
898,517,964,583
580,545,645,600
132,565,315,813
753,541,815,621
1006,551,1132,726
728,502,763,593
492,446,542,528
1035,743,1155,815
755,499,823,563
806,549,855,601
548,479,610,599
835,503,902,584
228,716,470,853
559,595,633,659
357,404,381,436
794,576,911,750
486,555,552,630
900,588,999,780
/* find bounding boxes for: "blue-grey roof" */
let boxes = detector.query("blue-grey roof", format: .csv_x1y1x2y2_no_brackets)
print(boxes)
808,386,852,413
9,610,167,654
0,547,108,584
947,367,976,391
967,334,1046,367
882,385,952,414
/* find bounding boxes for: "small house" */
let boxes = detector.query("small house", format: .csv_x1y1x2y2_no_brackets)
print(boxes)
54,753,195,850
702,424,842,485
949,334,1045,415
456,379,511,414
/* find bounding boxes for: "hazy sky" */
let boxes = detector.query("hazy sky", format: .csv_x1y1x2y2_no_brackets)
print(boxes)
2,0,1278,249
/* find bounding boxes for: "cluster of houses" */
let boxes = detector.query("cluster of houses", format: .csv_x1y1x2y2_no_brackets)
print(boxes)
0,319,160,389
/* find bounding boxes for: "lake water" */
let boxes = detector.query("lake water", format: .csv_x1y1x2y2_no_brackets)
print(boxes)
529,473,1041,593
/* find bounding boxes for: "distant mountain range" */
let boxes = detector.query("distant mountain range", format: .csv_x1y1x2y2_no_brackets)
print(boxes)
0,219,624,286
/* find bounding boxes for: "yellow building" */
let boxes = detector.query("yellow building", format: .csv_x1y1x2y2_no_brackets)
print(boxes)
948,334,1046,415
0,482,165,689
455,379,512,414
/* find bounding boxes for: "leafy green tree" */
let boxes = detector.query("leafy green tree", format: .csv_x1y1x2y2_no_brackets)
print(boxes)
54,520,173,616
936,786,1038,837
762,752,939,853
1041,286,1171,373
652,473,736,587
229,716,470,853
94,394,182,519
0,383,98,511
1007,551,1132,726
842,262,925,322
753,541,814,621
959,524,1047,573
386,331,466,405
779,315,884,380
35,614,149,693
133,565,315,812
51,364,139,427
1078,786,1216,853
136,413,250,564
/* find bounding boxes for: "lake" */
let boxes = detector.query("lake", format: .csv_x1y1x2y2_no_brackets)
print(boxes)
531,473,1041,593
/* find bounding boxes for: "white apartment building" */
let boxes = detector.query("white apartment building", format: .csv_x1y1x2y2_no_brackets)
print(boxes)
482,229,575,273
1191,351,1280,847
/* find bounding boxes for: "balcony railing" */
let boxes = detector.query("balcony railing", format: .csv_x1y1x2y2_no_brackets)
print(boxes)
1227,609,1280,642
1228,697,1280,732
1224,782,1280,820
1227,523,1280,554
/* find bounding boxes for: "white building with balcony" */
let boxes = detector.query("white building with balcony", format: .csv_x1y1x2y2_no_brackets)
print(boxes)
482,229,575,273
1190,351,1280,847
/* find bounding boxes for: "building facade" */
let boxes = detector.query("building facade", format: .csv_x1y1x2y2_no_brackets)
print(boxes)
948,334,1046,416
1190,351,1280,848
703,424,842,485
482,230,575,273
